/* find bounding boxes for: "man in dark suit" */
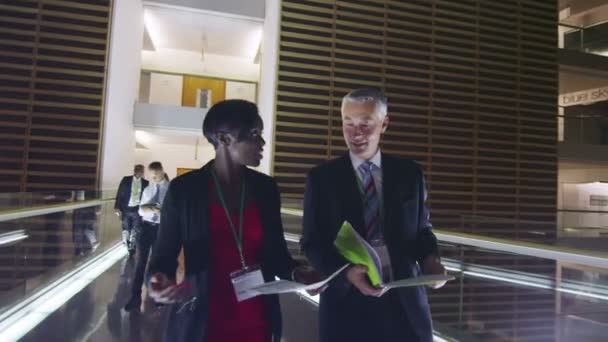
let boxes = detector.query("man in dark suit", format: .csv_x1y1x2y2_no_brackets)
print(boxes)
302,88,446,342
115,165,149,256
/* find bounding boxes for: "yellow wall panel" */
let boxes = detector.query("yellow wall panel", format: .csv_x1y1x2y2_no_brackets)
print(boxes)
182,76,226,107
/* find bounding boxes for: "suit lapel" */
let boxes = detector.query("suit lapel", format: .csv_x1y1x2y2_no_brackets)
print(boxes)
381,154,400,244
186,164,211,243
245,169,278,279
336,155,366,235
247,170,270,232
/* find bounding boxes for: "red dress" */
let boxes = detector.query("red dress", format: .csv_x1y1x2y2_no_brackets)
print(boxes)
206,183,270,342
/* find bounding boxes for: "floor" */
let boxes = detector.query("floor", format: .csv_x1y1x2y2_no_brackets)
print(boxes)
20,256,319,342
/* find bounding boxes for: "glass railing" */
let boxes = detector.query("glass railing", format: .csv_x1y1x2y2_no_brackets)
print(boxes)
557,114,608,145
559,22,608,57
280,207,608,342
559,209,608,238
0,191,121,315
4,191,608,341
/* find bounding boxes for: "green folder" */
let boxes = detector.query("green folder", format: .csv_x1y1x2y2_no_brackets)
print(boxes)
334,221,383,287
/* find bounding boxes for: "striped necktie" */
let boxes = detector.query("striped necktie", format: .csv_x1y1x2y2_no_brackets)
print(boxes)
358,161,380,239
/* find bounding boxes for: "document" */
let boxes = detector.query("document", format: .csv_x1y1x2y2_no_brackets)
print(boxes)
334,221,384,286
251,264,349,295
379,274,455,296
334,221,455,293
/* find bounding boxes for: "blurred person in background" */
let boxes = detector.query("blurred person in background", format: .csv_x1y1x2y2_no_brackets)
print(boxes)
115,165,149,256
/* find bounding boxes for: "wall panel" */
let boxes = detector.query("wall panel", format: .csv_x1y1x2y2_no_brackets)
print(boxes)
0,0,111,192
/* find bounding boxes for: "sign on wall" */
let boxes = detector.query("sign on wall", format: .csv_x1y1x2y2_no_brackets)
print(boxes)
559,86,608,107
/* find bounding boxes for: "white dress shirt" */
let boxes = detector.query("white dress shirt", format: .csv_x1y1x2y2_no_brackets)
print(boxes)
138,180,169,224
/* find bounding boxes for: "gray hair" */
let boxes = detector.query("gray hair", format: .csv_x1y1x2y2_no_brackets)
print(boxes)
341,88,388,118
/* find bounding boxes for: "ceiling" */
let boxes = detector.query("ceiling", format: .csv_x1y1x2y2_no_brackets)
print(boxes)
143,4,263,59
146,0,265,19
560,0,608,26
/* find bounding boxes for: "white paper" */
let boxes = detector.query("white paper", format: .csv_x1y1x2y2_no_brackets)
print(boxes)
355,231,384,281
251,264,349,295
379,274,455,296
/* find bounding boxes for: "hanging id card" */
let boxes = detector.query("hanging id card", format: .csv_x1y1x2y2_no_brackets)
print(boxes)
230,265,264,302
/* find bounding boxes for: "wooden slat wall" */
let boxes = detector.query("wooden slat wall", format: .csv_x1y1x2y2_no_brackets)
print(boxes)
275,0,557,341
0,0,111,193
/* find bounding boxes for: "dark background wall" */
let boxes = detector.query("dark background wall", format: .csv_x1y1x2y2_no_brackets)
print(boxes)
0,0,112,193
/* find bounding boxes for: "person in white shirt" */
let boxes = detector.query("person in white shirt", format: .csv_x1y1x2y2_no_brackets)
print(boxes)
125,161,169,312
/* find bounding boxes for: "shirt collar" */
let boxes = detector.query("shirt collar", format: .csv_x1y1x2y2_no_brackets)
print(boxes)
350,148,382,172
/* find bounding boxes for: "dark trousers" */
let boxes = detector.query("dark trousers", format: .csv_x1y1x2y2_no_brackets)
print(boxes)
131,221,159,298
320,289,417,342
72,207,98,256
121,209,141,250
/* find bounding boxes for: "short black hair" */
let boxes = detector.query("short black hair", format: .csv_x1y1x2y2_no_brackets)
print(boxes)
202,99,261,148
148,161,163,171
134,164,144,171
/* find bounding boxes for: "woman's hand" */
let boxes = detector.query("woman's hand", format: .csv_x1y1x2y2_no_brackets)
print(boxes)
148,273,179,304
293,265,326,295
293,265,321,284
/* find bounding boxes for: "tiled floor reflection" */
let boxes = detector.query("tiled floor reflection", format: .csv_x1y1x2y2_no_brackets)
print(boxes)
20,255,319,342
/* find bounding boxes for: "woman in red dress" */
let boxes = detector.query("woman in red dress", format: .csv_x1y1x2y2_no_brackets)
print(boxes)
145,100,314,342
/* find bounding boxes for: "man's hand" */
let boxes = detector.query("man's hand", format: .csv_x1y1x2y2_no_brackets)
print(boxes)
115,209,121,218
422,256,447,289
346,265,382,297
293,265,321,284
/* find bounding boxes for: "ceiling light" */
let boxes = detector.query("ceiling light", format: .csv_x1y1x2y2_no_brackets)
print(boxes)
144,8,164,50
248,27,263,61
135,130,152,146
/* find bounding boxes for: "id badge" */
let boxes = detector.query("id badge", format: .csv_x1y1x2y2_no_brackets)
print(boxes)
230,265,264,302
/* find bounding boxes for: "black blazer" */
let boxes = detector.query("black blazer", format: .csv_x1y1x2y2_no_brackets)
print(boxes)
301,153,438,342
114,176,149,212
148,161,296,342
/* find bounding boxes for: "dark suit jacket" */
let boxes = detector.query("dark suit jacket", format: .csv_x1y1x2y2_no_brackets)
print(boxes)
301,153,438,342
114,176,149,212
147,161,296,342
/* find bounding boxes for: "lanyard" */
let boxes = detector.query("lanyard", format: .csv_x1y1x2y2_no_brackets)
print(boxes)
211,170,247,269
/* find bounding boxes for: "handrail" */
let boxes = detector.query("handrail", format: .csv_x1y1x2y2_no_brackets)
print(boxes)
435,230,608,269
4,201,608,269
0,198,115,223
279,208,608,269
0,230,28,247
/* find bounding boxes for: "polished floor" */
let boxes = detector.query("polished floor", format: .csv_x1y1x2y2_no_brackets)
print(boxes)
21,256,319,342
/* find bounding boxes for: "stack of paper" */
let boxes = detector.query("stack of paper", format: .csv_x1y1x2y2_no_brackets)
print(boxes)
335,221,454,295
334,221,384,286
251,264,349,295
251,221,454,296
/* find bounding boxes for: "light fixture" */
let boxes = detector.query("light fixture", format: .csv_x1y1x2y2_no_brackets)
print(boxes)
135,130,152,146
248,27,263,61
0,230,28,247
143,8,164,50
